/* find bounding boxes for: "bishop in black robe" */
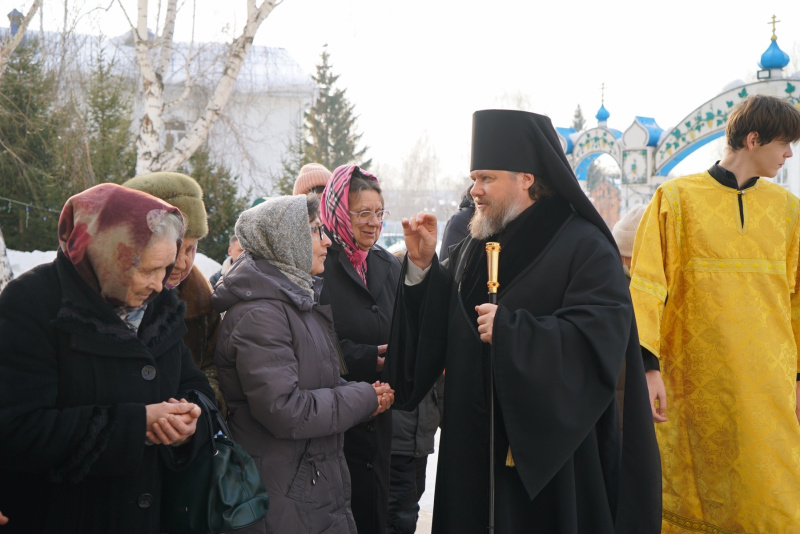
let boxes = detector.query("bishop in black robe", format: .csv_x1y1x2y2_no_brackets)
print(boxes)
385,110,661,533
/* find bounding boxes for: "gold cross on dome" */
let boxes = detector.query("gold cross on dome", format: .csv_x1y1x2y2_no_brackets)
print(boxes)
768,15,780,41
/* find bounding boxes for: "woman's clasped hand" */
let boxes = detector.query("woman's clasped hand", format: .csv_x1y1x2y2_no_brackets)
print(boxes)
145,399,202,445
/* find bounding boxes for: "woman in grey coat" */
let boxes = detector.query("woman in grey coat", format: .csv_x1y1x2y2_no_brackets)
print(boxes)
212,195,394,534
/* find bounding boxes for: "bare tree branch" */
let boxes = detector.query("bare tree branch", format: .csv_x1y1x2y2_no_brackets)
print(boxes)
155,0,178,77
164,0,196,112
0,0,43,81
133,0,279,174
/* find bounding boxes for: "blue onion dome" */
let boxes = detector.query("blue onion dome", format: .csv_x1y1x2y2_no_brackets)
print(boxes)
595,103,610,122
760,39,790,70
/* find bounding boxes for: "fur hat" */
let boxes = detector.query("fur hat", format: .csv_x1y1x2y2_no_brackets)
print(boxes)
123,172,208,239
612,204,646,258
293,163,332,195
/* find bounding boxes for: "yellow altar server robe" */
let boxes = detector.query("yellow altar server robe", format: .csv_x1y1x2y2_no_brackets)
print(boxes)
631,171,800,533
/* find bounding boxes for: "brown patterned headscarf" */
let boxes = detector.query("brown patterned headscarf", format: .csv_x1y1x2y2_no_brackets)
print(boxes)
58,183,184,307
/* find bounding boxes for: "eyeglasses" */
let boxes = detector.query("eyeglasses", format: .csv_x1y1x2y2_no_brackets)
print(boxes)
310,224,327,240
348,209,390,224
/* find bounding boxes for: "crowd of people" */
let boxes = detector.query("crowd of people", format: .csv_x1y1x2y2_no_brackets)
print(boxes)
0,95,799,534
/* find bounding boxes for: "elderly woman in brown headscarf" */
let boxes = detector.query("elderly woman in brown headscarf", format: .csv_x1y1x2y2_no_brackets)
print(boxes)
0,183,213,534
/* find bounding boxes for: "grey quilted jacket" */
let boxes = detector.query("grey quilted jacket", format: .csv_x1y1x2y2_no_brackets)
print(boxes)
212,253,378,534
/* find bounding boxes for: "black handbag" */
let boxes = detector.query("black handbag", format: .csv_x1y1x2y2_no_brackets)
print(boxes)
161,390,269,534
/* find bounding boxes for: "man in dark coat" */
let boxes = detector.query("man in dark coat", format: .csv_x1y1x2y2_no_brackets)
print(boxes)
386,109,661,533
438,185,474,264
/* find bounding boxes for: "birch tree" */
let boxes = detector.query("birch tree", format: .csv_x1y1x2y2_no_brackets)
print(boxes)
120,0,279,174
0,226,11,292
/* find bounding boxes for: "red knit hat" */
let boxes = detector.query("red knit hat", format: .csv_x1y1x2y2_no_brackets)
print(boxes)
293,163,333,195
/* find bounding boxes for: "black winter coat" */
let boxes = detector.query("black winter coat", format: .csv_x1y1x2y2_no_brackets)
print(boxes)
318,240,401,534
0,251,213,534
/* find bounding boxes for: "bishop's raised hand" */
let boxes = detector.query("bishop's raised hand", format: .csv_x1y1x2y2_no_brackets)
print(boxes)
401,212,438,270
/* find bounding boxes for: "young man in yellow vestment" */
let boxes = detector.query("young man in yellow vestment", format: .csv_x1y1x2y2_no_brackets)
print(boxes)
631,94,800,533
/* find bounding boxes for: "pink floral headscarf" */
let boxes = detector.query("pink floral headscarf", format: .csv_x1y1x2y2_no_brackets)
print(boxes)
320,165,380,285
58,183,185,307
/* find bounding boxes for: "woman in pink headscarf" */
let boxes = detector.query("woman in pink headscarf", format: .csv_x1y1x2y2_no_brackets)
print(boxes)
0,183,213,534
318,165,399,534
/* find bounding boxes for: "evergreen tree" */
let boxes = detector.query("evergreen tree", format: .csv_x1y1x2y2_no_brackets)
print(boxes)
271,124,306,195
85,43,136,184
572,104,586,131
586,159,606,192
179,147,248,263
0,38,63,251
303,46,369,170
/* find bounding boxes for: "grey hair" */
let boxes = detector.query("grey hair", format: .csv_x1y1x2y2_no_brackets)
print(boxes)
306,193,321,221
349,169,383,205
150,212,185,244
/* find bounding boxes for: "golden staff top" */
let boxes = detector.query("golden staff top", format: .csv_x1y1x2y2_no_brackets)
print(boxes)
486,242,501,295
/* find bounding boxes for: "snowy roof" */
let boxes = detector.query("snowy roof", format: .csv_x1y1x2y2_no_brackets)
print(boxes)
110,35,316,94
0,28,315,95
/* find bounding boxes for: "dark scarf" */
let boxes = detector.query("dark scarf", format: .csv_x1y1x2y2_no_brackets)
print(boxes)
458,195,573,327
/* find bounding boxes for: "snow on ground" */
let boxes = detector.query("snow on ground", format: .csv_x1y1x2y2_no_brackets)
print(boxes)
192,253,223,279
7,249,57,278
7,250,221,280
419,429,439,513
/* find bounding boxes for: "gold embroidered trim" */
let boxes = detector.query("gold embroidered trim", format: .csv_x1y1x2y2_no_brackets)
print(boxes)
663,510,757,534
684,257,786,275
662,182,683,251
630,274,667,303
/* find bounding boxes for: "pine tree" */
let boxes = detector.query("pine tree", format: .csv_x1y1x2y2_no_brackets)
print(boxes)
271,124,306,195
0,37,63,251
303,46,369,170
179,147,248,263
572,104,586,131
85,43,136,185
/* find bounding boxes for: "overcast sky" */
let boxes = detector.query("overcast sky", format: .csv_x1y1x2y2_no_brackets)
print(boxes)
20,0,800,184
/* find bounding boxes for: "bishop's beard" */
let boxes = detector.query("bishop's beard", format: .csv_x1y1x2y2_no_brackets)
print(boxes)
469,194,527,240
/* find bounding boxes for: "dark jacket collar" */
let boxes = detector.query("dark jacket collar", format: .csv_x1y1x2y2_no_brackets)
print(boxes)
708,161,759,190
211,252,316,314
54,249,186,348
328,240,394,301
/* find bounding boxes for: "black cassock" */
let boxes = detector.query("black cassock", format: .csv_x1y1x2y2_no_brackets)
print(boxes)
386,197,661,533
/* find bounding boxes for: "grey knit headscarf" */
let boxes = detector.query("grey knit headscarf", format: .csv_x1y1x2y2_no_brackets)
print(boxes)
235,195,314,296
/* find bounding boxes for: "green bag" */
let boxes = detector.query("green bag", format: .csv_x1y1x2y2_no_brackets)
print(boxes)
161,390,269,534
